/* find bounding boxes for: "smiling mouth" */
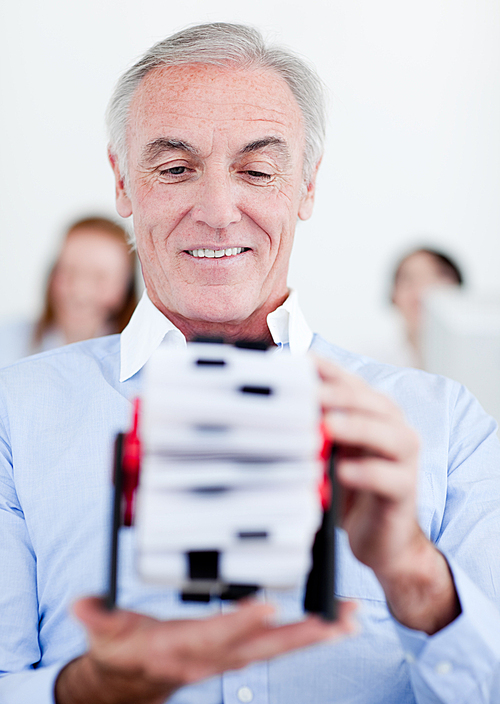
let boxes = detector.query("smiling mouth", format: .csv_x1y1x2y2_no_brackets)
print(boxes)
186,247,250,258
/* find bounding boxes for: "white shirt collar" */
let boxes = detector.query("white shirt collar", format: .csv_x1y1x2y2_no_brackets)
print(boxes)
120,289,313,381
266,290,313,356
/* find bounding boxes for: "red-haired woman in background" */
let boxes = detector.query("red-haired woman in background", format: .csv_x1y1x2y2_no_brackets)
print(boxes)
0,216,138,367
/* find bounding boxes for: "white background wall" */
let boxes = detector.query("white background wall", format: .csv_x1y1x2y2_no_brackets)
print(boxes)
1,0,498,352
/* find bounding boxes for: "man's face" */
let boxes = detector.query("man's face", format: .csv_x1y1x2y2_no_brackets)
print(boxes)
111,64,317,337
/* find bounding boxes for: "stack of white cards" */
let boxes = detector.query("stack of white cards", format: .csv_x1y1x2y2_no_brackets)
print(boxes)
135,341,323,595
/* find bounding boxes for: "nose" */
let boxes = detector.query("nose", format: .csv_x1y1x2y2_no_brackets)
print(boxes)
67,273,97,305
191,171,241,229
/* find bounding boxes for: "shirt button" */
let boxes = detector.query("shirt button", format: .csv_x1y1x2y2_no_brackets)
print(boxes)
404,652,415,664
237,685,254,702
435,661,453,675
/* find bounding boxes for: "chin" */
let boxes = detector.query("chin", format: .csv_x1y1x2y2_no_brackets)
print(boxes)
179,298,257,328
186,306,249,326
181,288,255,319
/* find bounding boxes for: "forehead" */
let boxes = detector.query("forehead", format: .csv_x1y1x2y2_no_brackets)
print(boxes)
401,252,438,272
59,230,127,265
127,64,305,155
396,252,445,282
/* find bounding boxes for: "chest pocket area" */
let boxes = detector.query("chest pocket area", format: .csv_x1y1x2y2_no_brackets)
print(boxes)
417,471,441,543
334,528,386,601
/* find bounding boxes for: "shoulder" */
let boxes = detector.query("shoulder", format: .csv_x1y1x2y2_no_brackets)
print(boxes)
311,332,456,392
310,333,493,438
0,334,122,400
0,318,35,367
0,332,120,367
311,334,499,468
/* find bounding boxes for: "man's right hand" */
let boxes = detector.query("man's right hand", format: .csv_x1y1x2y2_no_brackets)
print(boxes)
55,596,357,704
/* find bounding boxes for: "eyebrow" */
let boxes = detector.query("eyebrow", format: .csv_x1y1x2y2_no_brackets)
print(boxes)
240,137,290,162
141,135,291,164
141,138,199,164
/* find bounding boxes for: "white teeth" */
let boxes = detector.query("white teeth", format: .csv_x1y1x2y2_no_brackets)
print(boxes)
188,247,244,258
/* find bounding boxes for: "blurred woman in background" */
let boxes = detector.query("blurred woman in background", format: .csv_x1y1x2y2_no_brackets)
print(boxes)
0,216,137,367
390,247,464,367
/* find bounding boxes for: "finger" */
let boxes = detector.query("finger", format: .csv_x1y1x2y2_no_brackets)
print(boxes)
194,601,276,651
325,410,419,461
233,600,358,665
314,356,402,420
337,456,416,500
147,600,350,682
314,356,376,393
312,354,347,382
145,601,276,671
72,597,143,639
319,379,399,420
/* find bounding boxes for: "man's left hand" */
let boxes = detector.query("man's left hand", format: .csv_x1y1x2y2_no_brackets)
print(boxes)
316,356,461,635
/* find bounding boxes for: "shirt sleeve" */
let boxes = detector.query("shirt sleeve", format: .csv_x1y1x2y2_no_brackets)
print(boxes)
0,403,68,703
0,664,63,704
394,383,500,704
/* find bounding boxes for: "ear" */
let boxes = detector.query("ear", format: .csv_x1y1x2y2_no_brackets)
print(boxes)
298,158,321,221
108,149,133,218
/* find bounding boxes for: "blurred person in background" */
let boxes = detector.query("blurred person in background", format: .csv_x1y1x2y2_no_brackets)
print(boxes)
0,216,138,367
390,247,464,368
359,246,464,368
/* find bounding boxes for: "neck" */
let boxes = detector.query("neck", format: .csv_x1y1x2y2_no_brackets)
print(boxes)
406,327,424,368
182,318,275,345
148,292,289,346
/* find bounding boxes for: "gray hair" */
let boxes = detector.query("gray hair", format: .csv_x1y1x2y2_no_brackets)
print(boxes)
106,22,326,187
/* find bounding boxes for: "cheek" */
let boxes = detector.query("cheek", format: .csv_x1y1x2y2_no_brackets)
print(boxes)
134,212,187,276
92,270,130,309
136,235,170,279
133,181,191,230
50,275,70,305
244,191,296,243
100,285,126,308
393,289,412,313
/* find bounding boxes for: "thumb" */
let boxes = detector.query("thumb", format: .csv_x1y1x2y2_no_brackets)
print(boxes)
72,596,140,639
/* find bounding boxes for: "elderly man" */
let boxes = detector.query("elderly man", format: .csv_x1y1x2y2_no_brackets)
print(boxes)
1,23,499,704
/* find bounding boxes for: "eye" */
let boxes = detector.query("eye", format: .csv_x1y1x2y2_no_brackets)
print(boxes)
245,170,273,180
160,166,189,176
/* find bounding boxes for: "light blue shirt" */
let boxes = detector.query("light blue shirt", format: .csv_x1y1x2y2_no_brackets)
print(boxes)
1,292,500,703
0,319,67,368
